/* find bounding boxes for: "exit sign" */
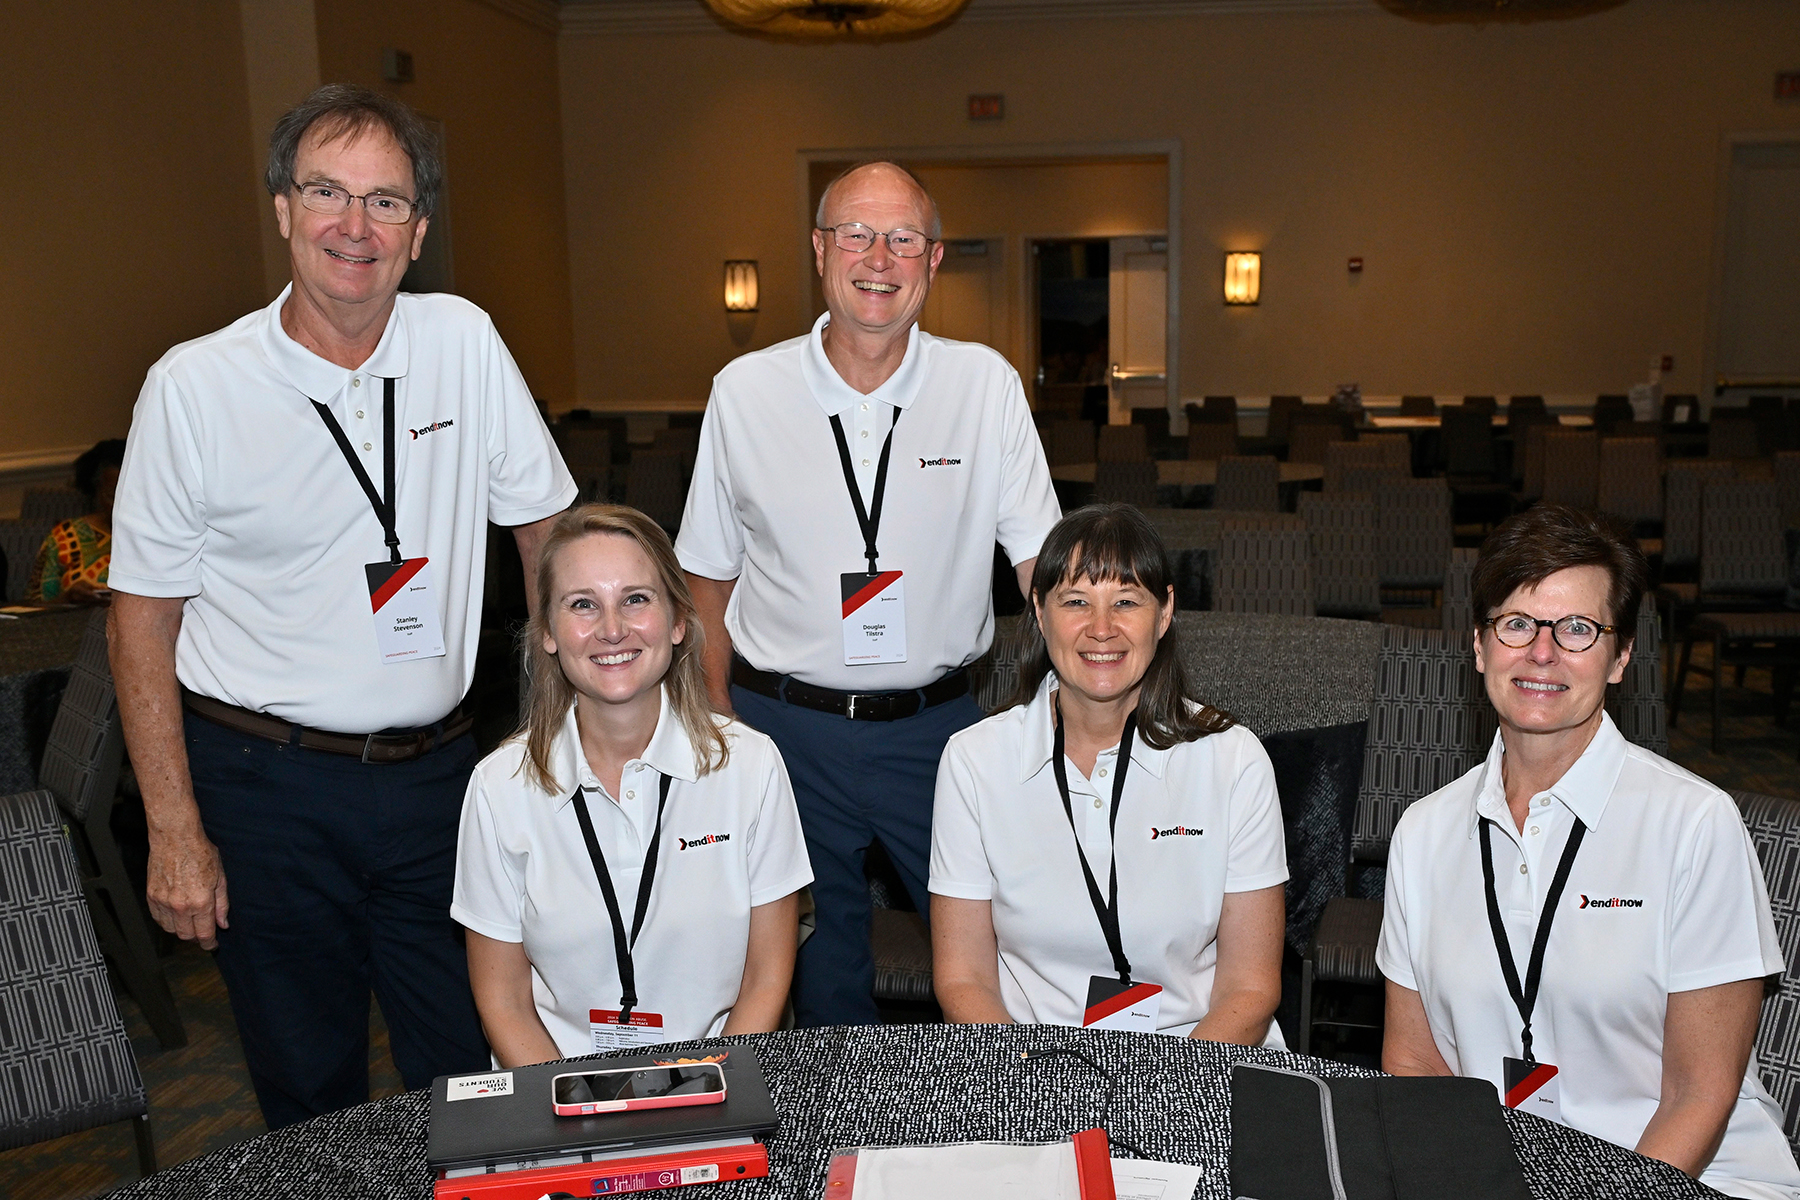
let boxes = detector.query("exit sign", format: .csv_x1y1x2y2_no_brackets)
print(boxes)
968,94,1004,121
1778,72,1800,101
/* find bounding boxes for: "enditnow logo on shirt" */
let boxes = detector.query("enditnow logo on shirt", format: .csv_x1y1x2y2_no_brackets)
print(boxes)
678,832,732,851
409,418,455,439
1150,825,1204,840
918,453,964,467
1579,894,1645,909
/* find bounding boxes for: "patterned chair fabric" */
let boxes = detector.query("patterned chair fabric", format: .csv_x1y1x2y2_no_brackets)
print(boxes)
1323,441,1404,492
552,425,610,503
1186,423,1238,462
1540,429,1599,509
1440,547,1478,635
1730,789,1800,1155
1664,460,1736,568
1096,424,1150,463
1287,421,1345,466
1376,478,1452,590
870,909,933,1004
1265,396,1303,447
20,488,88,524
1597,437,1664,525
39,611,122,825
1517,422,1549,499
1298,493,1381,618
1214,456,1280,514
1702,479,1788,596
1214,526,1314,616
1776,452,1800,530
1304,895,1384,986
1607,607,1668,758
0,518,55,603
0,789,148,1151
967,613,1025,713
1094,459,1158,509
1045,419,1096,468
624,450,687,531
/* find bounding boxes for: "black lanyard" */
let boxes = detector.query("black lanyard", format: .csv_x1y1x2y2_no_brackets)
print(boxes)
828,407,900,574
311,377,402,565
1478,813,1587,1066
1051,697,1137,984
570,772,673,1022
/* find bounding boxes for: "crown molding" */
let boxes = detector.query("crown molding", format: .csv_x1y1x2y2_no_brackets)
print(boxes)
558,0,1375,37
475,0,562,34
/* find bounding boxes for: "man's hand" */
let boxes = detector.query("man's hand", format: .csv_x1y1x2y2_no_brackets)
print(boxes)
146,827,230,950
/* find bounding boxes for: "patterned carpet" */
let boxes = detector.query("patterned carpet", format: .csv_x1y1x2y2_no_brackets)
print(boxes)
2,643,1795,1199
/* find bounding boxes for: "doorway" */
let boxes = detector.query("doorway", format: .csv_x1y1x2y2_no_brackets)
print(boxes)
1033,239,1110,423
1714,139,1800,404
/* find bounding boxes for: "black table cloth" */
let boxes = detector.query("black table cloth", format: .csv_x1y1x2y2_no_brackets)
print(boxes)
0,607,88,792
110,1024,1719,1199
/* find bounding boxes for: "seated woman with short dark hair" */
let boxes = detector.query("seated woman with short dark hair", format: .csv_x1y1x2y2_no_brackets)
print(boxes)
29,438,126,605
1378,503,1800,1199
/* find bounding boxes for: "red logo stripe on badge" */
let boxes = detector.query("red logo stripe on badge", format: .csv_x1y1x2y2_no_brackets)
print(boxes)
1504,1062,1559,1108
842,570,903,619
369,557,427,612
1083,982,1162,1026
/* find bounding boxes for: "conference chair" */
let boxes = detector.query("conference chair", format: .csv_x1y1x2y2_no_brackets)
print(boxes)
1186,423,1239,462
19,487,87,523
1093,460,1158,509
624,450,687,533
1045,419,1096,468
1213,525,1314,616
1540,429,1600,509
1398,396,1436,417
1097,424,1150,463
1731,788,1800,1158
0,518,54,603
1375,478,1452,596
1214,456,1281,514
1711,411,1762,460
1265,396,1304,450
1298,493,1381,620
554,425,611,503
1597,437,1665,544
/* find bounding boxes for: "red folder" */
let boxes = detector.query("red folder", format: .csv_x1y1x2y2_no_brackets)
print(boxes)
433,1139,769,1200
820,1128,1116,1199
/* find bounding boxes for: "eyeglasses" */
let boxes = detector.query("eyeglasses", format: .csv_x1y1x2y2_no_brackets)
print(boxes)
292,180,418,225
818,223,934,258
1482,612,1618,653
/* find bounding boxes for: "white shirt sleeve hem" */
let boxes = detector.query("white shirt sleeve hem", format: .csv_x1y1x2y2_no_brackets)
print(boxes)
748,870,814,910
104,571,199,599
1223,869,1290,893
675,545,743,583
1668,957,1784,995
490,480,580,528
450,904,523,945
927,880,994,901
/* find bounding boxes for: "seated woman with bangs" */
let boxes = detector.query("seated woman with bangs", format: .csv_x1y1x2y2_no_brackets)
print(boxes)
928,503,1287,1043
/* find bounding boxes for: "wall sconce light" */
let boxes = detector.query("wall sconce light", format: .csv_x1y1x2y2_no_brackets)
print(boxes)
1223,252,1260,305
724,260,759,312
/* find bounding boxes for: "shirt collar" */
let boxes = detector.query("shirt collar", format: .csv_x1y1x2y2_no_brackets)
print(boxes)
1467,711,1627,837
799,310,927,417
1015,674,1173,784
255,283,412,403
550,686,701,809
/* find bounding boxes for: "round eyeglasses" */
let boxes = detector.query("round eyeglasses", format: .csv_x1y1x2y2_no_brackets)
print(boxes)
819,222,934,259
1482,612,1618,653
292,180,418,225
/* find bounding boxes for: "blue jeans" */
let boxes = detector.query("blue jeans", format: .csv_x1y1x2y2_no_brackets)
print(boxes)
731,686,984,1026
185,712,489,1128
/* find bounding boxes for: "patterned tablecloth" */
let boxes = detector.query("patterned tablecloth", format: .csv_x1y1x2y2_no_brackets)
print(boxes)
110,1024,1717,1200
0,607,90,793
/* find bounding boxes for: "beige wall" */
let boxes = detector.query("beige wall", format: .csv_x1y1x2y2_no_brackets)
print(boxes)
315,0,576,404
0,1,266,464
559,0,1800,408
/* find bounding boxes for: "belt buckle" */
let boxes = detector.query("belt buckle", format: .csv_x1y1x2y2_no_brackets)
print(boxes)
846,693,858,720
361,735,381,765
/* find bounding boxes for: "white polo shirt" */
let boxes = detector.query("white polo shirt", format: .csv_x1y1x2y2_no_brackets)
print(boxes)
675,312,1061,692
930,676,1289,1040
1378,714,1800,1200
110,286,576,732
452,688,813,1056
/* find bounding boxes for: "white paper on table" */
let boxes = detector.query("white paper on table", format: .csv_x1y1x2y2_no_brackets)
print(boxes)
1111,1157,1204,1200
852,1140,1080,1199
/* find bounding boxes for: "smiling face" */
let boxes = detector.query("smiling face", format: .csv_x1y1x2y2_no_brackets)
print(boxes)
811,164,943,342
1034,566,1174,716
273,121,428,316
1474,564,1629,749
542,532,685,722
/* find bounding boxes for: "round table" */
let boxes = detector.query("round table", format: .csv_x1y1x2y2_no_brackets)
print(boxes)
108,1025,1713,1199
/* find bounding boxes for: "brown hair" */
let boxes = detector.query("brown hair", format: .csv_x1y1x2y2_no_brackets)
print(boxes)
265,83,443,217
518,505,728,793
1470,503,1648,656
1005,504,1235,748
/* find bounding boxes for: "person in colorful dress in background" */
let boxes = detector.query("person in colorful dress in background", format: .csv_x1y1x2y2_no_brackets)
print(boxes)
29,438,126,605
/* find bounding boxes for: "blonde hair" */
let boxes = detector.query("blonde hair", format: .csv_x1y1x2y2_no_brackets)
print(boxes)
518,504,728,793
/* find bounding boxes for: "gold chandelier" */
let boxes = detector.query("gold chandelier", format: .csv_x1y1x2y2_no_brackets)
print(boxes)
702,0,968,37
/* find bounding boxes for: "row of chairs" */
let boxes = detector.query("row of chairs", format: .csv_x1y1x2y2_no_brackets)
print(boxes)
551,422,698,532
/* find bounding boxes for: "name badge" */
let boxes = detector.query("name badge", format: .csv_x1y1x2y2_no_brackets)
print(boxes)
1503,1056,1562,1124
590,1008,670,1052
841,570,907,665
366,558,447,664
1083,976,1163,1033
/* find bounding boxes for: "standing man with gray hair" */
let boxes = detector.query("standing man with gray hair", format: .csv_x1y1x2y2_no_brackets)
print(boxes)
678,161,1060,1025
109,84,575,1126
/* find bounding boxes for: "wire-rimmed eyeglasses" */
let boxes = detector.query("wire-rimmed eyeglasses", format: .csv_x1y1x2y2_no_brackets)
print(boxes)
1481,612,1618,652
818,222,934,258
291,180,418,224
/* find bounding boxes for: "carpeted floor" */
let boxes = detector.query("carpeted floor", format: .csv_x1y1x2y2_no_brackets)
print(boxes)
3,642,1796,1199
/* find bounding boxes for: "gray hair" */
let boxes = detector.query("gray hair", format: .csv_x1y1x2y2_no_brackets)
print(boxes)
265,84,443,218
815,160,942,241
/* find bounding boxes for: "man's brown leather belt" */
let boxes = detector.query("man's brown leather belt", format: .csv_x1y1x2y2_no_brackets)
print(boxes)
182,690,473,764
730,656,968,722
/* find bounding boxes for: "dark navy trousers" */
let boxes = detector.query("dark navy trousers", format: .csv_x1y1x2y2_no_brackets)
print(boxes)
731,686,984,1027
185,712,490,1129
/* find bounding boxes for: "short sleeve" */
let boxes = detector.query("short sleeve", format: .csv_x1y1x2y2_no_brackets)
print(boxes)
451,772,527,944
1222,731,1289,893
991,368,1061,567
674,381,745,581
928,740,995,901
108,366,208,598
1376,822,1418,990
27,525,61,602
743,738,813,908
1667,793,1785,993
479,321,577,526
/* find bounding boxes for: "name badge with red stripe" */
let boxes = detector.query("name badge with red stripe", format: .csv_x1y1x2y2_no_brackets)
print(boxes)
1083,975,1163,1032
841,570,907,665
1503,1056,1562,1124
365,558,446,664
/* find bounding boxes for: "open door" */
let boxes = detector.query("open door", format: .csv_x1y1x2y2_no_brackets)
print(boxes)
921,238,1009,365
1106,236,1167,425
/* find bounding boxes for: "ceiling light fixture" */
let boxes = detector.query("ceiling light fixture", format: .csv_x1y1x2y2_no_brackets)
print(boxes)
702,0,967,37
